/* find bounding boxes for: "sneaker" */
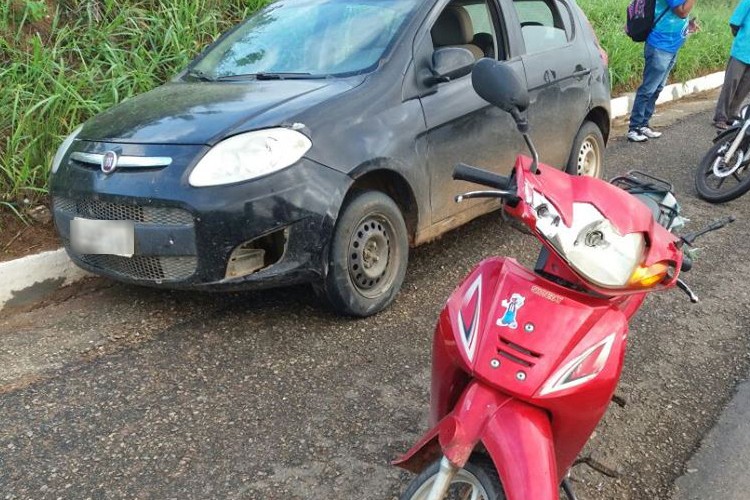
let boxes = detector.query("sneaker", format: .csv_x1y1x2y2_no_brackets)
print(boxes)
627,129,648,142
639,126,662,138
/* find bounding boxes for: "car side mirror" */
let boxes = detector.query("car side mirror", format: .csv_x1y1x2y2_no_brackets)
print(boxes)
471,58,529,129
426,47,475,86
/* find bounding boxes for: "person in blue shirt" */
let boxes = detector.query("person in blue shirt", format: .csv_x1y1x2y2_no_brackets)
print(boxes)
713,0,750,129
628,0,697,142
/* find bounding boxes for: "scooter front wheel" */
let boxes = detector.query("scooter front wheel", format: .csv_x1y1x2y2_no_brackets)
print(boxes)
400,455,505,500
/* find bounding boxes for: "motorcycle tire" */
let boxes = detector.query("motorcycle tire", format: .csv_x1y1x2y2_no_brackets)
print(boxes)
695,133,750,203
399,455,505,500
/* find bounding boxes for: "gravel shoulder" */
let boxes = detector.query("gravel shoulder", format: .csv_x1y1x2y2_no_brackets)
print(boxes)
1,95,749,499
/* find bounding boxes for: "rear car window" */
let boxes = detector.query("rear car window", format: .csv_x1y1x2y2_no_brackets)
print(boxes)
513,0,569,53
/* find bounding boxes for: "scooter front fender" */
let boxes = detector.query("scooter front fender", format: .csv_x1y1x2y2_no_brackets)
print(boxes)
393,382,558,500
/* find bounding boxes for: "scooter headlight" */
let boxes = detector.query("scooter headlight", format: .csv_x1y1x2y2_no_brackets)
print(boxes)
533,194,649,289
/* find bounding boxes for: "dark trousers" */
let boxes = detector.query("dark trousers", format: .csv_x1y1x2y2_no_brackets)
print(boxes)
714,56,750,124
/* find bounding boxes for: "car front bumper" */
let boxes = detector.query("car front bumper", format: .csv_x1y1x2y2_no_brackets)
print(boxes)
50,141,350,290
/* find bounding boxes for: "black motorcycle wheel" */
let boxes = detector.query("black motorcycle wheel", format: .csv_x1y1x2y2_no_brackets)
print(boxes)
400,455,505,500
695,133,750,203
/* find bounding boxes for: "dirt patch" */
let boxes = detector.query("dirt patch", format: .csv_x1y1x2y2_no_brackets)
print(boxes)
0,208,61,263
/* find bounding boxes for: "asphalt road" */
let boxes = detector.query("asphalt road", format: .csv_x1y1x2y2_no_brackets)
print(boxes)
2,95,749,500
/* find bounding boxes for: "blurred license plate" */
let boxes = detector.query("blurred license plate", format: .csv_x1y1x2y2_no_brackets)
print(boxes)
71,218,134,257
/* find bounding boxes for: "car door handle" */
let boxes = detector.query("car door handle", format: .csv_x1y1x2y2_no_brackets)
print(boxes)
543,69,556,83
572,67,591,78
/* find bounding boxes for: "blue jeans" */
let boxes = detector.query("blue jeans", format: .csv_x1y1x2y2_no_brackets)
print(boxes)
629,44,678,130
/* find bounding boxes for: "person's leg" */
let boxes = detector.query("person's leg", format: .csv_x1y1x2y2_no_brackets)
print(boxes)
629,45,675,131
727,58,750,121
714,57,745,124
642,49,678,127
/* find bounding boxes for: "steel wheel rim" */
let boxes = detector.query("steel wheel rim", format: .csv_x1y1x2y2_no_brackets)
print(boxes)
577,135,601,177
409,469,490,500
712,149,744,178
347,213,396,299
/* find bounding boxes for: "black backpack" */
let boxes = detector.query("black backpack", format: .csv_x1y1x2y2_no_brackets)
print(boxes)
626,0,669,42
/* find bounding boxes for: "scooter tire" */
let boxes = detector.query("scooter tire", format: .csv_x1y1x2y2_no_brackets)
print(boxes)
695,133,750,203
399,454,505,500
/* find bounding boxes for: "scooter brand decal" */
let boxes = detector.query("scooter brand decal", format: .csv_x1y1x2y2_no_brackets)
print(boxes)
531,285,563,304
496,293,525,329
457,275,482,362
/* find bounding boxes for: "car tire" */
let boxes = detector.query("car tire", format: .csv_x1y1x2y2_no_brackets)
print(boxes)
322,190,408,317
566,121,605,178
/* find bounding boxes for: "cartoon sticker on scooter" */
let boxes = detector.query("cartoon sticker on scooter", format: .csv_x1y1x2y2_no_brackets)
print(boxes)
497,293,525,329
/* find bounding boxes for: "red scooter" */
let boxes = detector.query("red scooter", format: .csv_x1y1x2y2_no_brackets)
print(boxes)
394,59,733,500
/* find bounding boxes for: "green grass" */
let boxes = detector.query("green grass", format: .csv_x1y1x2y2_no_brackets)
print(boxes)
579,0,735,92
0,0,268,212
0,0,737,216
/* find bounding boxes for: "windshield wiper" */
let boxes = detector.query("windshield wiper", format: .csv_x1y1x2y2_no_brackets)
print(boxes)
216,72,324,81
185,68,215,82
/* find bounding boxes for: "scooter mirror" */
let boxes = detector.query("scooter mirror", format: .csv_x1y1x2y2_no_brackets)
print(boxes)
472,58,529,116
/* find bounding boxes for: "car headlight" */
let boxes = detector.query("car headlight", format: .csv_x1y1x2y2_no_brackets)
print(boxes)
188,128,312,187
50,125,83,174
533,194,650,288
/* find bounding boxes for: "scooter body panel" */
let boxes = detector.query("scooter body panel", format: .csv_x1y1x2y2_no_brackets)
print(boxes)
416,256,635,482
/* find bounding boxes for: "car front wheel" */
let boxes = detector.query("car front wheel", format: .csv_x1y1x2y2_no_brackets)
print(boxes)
322,190,408,317
566,121,604,178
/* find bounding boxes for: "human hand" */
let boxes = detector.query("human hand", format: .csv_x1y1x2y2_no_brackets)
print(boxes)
688,17,701,34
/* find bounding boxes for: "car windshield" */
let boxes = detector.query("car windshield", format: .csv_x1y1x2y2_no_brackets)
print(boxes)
189,0,421,80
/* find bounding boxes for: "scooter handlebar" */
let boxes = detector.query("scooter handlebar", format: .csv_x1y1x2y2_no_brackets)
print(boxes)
453,163,512,191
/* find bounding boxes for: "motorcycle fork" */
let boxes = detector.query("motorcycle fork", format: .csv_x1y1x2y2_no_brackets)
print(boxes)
425,456,460,500
723,119,750,163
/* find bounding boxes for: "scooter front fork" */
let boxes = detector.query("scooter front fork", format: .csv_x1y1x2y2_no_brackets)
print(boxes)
426,456,460,500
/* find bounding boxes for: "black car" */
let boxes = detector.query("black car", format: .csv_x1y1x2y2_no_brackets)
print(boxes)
50,0,610,316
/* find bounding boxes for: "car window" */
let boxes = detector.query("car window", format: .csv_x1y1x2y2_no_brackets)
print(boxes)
190,0,421,78
430,0,506,61
555,0,574,38
513,0,569,54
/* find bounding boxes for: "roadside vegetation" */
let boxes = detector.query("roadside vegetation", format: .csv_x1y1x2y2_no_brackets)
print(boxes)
579,0,735,90
0,0,737,220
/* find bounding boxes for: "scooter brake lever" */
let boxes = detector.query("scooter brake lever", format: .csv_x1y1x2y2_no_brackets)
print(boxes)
455,190,518,203
676,278,699,303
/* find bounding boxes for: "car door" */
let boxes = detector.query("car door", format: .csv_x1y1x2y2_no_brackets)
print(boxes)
419,0,527,226
511,0,592,167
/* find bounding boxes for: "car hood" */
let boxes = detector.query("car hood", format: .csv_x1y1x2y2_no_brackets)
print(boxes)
79,78,363,145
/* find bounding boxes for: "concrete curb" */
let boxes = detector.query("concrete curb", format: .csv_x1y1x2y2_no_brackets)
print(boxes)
0,248,91,311
0,70,728,312
611,70,725,119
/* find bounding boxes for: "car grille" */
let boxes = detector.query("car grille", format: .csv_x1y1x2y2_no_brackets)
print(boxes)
54,197,197,282
79,254,197,281
53,197,193,225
